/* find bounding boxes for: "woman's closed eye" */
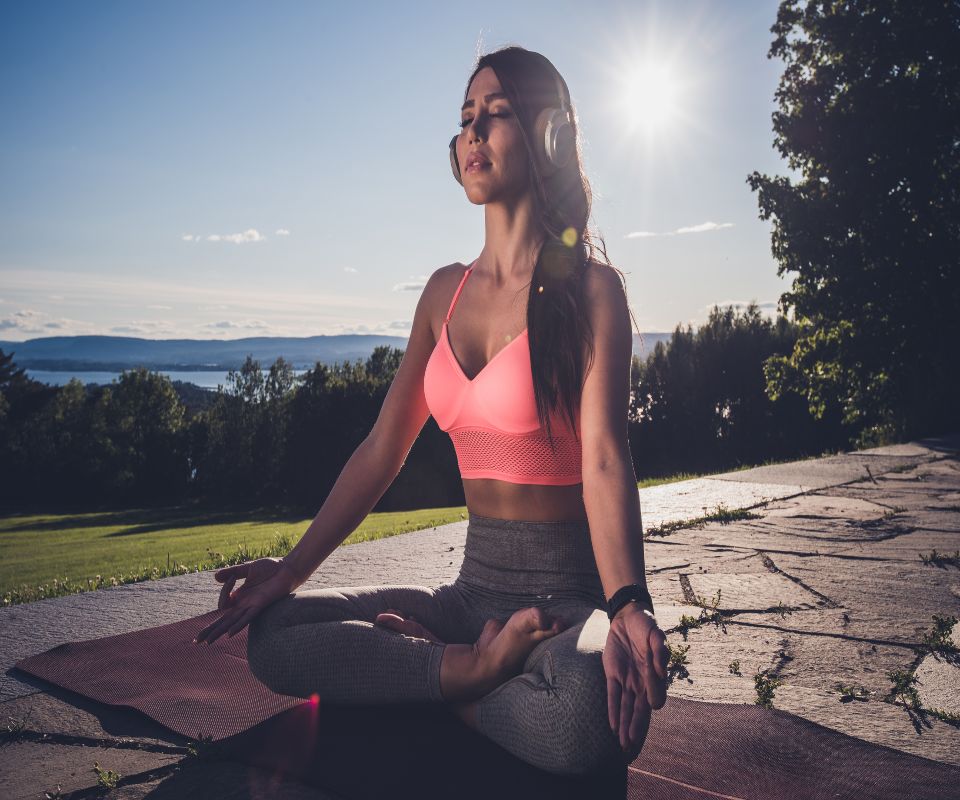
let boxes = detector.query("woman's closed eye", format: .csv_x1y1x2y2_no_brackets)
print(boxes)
458,112,511,128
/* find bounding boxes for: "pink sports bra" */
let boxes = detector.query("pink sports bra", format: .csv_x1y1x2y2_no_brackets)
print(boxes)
423,259,583,485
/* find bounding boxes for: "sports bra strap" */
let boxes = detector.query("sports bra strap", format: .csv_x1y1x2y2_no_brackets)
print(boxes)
444,260,477,323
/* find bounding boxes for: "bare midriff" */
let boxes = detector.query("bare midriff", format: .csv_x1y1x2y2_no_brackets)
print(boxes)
462,479,588,523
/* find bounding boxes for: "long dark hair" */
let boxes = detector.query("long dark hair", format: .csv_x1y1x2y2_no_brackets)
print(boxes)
463,46,637,450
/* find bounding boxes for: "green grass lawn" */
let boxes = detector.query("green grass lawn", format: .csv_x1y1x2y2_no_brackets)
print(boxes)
0,504,470,606
0,453,825,606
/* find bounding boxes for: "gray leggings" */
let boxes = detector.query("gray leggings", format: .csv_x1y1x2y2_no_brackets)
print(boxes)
246,513,628,775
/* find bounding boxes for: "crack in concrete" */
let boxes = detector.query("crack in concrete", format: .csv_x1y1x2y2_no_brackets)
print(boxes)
725,617,926,651
0,727,188,754
758,552,842,607
704,543,925,564
678,574,698,605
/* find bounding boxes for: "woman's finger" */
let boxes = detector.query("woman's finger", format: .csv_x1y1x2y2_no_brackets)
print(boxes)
218,575,237,611
618,684,635,750
641,644,658,708
200,610,236,645
627,687,649,755
226,607,255,638
606,674,623,734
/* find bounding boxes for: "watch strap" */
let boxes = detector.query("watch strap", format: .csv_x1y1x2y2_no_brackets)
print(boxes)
606,583,654,621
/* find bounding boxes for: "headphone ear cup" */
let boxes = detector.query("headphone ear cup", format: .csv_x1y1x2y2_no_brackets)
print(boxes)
449,135,463,186
534,107,574,172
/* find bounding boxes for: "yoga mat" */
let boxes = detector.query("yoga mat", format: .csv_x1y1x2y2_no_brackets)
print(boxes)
14,609,960,799
13,609,625,799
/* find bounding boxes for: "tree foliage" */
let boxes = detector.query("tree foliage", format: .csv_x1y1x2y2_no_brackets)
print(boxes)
747,0,960,446
630,303,845,477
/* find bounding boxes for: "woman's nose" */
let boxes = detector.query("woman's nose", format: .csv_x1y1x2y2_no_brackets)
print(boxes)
466,115,488,143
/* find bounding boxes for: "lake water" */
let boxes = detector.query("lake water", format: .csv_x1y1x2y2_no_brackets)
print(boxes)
25,369,311,390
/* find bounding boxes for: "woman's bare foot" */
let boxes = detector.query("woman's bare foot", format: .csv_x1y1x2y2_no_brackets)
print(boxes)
374,609,445,643
439,606,568,703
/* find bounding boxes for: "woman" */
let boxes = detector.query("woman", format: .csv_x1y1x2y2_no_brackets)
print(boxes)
192,45,669,776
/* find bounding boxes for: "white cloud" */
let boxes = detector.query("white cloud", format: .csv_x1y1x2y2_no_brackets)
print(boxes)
334,319,412,335
182,234,198,242
676,221,734,234
206,229,266,244
392,276,429,292
343,266,357,273
626,220,734,238
0,309,95,336
147,304,173,310
275,228,290,236
711,299,778,309
205,319,271,330
110,320,178,335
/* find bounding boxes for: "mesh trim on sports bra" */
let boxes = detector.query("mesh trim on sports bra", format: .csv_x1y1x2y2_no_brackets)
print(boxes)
449,427,583,485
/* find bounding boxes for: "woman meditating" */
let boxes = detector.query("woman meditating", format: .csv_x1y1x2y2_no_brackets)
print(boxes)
193,44,669,776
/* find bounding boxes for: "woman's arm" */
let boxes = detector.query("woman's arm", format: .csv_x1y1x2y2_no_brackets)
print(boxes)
577,263,650,612
280,265,451,587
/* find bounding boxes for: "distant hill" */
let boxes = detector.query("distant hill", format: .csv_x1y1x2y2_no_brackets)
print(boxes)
0,332,675,371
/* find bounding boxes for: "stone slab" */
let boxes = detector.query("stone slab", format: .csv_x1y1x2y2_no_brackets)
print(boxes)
914,653,960,716
683,572,822,612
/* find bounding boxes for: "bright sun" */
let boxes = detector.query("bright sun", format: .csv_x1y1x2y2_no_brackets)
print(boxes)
620,62,682,135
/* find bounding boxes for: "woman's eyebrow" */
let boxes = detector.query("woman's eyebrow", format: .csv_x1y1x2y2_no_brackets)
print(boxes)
461,91,509,111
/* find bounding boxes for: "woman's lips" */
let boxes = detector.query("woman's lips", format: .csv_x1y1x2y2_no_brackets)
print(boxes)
465,161,491,174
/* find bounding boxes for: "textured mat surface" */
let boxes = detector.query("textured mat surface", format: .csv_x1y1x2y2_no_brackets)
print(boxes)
14,609,959,799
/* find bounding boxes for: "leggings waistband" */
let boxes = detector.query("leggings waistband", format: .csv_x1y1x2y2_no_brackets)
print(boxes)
456,512,606,604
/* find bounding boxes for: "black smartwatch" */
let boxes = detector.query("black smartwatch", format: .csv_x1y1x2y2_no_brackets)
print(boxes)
606,583,654,621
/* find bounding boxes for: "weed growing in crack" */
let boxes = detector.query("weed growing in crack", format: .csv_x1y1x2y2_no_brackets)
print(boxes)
93,761,121,789
835,682,872,702
1,714,29,748
919,614,959,655
691,588,728,633
665,641,691,684
918,549,960,568
754,668,784,708
645,504,762,538
887,668,921,710
729,659,742,676
774,599,794,619
926,707,960,724
676,613,703,640
186,731,227,761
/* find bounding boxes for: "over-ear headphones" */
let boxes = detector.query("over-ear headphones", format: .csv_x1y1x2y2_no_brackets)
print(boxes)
449,70,575,186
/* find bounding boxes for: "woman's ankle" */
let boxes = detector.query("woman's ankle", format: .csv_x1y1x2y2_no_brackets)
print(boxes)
439,642,489,703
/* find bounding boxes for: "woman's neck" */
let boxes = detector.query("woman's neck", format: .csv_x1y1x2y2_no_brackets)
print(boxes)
480,195,544,287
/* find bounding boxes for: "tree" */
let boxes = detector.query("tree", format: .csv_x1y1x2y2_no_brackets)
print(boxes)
747,0,960,447
99,367,189,504
629,303,845,477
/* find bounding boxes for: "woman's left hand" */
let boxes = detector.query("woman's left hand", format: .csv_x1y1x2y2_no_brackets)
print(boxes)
602,603,669,758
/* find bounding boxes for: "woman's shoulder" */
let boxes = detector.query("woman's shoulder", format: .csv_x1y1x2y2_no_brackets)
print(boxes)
417,261,471,320
582,257,626,298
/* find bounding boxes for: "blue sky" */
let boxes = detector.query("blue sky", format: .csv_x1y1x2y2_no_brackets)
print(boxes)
0,0,794,342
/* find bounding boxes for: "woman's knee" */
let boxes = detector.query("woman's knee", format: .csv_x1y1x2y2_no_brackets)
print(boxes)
541,650,627,773
245,598,292,677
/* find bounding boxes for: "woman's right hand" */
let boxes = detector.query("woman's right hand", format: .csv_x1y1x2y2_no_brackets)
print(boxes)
192,557,301,646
